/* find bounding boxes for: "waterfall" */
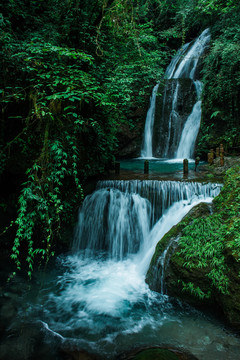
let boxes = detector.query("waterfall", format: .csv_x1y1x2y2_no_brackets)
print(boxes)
142,29,211,159
73,188,151,259
166,29,211,80
141,83,159,158
153,235,180,294
175,80,204,158
31,179,237,360
73,180,222,260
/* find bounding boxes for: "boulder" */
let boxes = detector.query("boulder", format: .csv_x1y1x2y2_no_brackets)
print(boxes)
146,195,240,330
146,202,212,298
117,346,198,360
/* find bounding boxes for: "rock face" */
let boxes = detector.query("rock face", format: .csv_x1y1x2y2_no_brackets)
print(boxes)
146,202,212,296
152,79,197,158
146,193,240,330
116,95,151,159
116,121,144,158
216,248,240,329
117,346,198,360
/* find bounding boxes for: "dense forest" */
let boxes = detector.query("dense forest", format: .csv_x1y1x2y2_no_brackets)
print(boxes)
1,1,240,359
0,0,240,277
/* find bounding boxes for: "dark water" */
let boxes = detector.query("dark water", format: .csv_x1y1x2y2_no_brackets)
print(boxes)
1,253,240,360
1,175,238,360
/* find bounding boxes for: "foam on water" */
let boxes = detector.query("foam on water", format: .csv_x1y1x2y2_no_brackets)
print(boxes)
18,180,240,359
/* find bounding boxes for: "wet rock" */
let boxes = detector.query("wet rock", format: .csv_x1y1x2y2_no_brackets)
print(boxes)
116,122,143,158
153,79,197,158
0,302,17,320
0,321,60,360
146,202,212,295
215,247,240,329
117,346,198,360
200,156,240,180
0,301,17,337
146,186,240,330
60,348,101,360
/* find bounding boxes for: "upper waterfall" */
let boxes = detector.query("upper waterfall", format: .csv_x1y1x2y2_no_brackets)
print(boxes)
141,29,211,159
165,28,211,80
141,83,159,158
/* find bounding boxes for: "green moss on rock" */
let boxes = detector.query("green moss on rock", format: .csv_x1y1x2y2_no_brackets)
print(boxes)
118,346,198,360
146,202,212,291
147,166,240,329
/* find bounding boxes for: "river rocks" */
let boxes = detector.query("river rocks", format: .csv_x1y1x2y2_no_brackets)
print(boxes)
146,202,212,295
117,346,198,360
215,247,240,329
60,348,100,360
0,322,53,360
146,191,240,330
201,156,240,180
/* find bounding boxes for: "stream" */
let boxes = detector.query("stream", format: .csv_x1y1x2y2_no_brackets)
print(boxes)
1,176,240,360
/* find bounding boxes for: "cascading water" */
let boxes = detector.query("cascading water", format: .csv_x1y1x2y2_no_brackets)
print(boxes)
141,29,211,159
141,83,159,158
73,187,151,259
16,179,240,360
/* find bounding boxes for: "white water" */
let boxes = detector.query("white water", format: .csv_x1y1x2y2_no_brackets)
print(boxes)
164,81,180,157
47,196,214,321
176,100,202,159
167,28,211,80
176,80,204,159
141,83,159,158
73,188,151,259
168,29,210,158
22,180,240,359
141,29,210,159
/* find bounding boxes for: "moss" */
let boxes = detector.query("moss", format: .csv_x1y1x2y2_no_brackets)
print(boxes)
147,165,240,328
132,349,179,360
120,347,198,360
146,202,211,289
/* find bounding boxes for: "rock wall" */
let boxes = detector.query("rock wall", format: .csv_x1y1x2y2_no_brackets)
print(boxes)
152,79,197,158
146,197,240,330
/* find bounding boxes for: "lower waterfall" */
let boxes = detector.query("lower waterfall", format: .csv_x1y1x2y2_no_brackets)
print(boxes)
19,180,240,359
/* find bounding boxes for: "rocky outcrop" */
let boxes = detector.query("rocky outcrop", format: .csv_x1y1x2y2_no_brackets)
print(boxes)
116,121,144,158
146,191,240,330
117,346,198,360
116,95,151,158
152,79,197,158
216,247,240,329
146,202,212,295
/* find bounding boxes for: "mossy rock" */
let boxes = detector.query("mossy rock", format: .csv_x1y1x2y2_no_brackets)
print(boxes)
146,202,212,293
147,167,240,329
118,346,198,360
130,348,179,360
215,246,240,328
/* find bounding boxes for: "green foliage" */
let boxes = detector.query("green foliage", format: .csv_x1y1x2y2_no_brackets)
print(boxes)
199,9,240,154
214,166,240,259
1,0,172,277
11,131,84,277
177,214,229,296
178,280,212,300
196,0,239,14
1,0,240,278
176,165,240,298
